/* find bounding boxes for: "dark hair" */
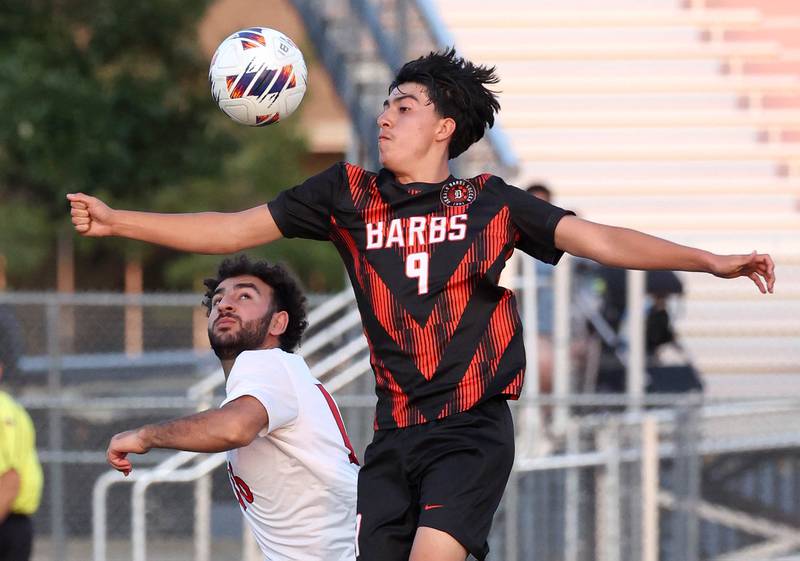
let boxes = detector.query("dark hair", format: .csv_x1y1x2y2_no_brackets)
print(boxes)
390,47,500,159
202,255,308,352
526,183,552,200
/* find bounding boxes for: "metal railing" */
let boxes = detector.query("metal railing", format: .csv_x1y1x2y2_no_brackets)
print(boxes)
289,0,520,176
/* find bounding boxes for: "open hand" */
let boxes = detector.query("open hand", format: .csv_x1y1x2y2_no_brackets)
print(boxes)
711,251,775,294
67,193,115,237
107,429,150,476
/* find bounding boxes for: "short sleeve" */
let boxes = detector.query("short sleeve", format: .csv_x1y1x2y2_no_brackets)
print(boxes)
221,350,299,435
503,182,575,265
0,414,14,473
267,162,344,240
0,397,22,473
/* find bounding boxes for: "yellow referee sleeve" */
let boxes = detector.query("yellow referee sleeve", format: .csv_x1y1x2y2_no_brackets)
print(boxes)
0,391,43,515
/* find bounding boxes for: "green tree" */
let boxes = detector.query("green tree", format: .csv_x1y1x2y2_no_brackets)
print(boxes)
0,0,343,291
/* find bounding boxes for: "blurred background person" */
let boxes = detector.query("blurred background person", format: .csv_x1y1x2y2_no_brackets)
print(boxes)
0,307,43,561
525,183,557,395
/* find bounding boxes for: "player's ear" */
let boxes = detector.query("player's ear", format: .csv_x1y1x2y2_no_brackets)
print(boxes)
269,310,289,337
435,117,456,143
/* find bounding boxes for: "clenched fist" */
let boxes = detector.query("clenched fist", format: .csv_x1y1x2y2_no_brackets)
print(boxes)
67,193,115,237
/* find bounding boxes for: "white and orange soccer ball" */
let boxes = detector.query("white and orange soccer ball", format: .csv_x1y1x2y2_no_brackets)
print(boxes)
209,27,308,127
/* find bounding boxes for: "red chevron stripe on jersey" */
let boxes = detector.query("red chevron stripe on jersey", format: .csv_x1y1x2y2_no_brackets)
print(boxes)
332,165,520,424
441,290,520,418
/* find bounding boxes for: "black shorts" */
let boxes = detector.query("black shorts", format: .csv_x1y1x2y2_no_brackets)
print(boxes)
356,397,515,561
0,514,33,561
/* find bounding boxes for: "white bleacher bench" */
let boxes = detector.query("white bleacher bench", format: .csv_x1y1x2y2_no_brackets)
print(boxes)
467,41,781,61
539,177,800,196
693,359,800,375
574,211,800,231
504,109,800,128
519,143,800,161
442,9,800,30
678,319,800,337
561,194,795,213
443,8,760,28
499,75,800,94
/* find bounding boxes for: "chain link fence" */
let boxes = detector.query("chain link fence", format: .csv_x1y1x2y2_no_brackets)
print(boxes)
2,292,800,561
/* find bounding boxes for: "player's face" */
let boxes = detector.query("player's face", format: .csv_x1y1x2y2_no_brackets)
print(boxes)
377,82,448,173
207,275,276,360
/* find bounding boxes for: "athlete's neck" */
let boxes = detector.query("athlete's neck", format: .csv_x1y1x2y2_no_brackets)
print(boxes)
221,358,235,380
392,161,451,185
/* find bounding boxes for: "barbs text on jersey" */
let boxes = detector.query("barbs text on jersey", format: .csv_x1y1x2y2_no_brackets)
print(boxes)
365,214,467,250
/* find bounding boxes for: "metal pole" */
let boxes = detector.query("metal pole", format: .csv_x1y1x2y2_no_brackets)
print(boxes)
519,255,541,457
673,404,701,561
564,419,581,561
596,422,621,561
46,298,66,560
195,474,211,561
504,470,519,561
642,415,660,561
92,473,115,561
552,255,572,434
132,479,150,561
626,270,646,413
396,0,407,62
194,392,212,561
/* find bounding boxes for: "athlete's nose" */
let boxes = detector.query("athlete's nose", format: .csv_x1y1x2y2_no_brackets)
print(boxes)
377,107,391,129
218,294,236,312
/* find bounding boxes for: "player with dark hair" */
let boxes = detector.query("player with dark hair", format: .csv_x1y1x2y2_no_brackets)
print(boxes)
107,256,358,561
390,48,500,160
526,183,552,202
201,254,309,354
70,48,774,561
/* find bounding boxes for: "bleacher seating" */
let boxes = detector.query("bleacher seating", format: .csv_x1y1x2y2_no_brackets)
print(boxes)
433,0,800,388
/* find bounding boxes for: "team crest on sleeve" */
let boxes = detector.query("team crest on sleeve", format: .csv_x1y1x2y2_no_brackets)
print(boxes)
440,179,476,207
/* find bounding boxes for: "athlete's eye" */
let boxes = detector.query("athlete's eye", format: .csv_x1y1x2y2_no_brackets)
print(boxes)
211,296,221,307
399,106,411,113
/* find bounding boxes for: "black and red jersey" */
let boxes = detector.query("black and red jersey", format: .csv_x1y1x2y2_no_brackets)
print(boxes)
268,163,573,430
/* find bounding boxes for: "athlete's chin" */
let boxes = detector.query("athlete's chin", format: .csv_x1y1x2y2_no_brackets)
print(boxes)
208,331,239,351
378,153,408,176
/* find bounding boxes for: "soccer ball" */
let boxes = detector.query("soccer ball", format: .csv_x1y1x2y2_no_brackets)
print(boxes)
209,27,308,127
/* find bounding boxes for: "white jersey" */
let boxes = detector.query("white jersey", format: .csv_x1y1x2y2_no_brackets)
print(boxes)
221,348,359,561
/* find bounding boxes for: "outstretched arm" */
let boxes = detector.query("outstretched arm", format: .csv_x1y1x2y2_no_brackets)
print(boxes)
67,193,282,254
554,215,775,293
106,395,268,475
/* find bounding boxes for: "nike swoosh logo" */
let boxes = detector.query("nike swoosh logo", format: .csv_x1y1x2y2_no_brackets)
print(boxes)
423,504,444,511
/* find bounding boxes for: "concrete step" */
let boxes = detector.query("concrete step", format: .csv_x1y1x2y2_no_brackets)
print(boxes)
574,210,800,231
464,40,781,62
678,299,800,321
442,8,763,28
503,109,800,128
447,27,701,45
703,373,800,397
500,93,740,113
436,0,689,11
545,176,800,196
559,194,798,214
521,160,780,181
517,141,800,161
499,73,800,93
508,128,760,145
675,318,799,337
